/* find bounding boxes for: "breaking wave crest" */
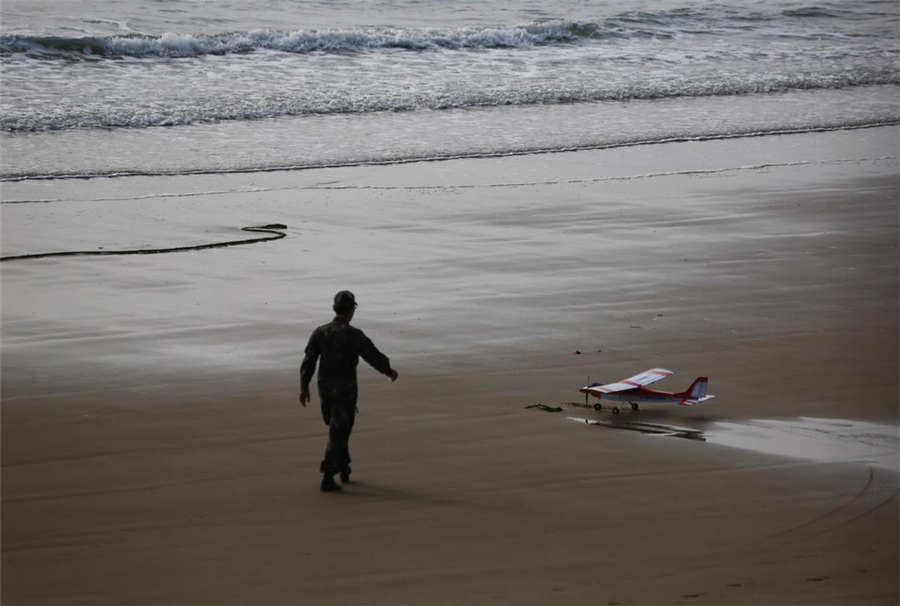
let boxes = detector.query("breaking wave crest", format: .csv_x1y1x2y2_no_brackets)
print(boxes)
2,5,877,61
2,22,648,59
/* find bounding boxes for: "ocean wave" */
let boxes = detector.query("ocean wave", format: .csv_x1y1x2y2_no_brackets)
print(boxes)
0,5,824,61
3,1,895,60
3,73,898,132
0,22,632,59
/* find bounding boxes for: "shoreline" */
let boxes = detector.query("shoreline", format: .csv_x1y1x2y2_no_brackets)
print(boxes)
3,117,899,183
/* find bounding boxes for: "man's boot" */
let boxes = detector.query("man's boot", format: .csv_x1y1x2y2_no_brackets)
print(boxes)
340,466,351,483
320,474,341,492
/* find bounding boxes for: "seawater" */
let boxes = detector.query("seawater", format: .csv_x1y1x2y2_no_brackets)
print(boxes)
2,0,899,179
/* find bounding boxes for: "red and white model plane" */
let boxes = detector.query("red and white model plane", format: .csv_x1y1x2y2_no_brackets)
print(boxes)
580,368,715,415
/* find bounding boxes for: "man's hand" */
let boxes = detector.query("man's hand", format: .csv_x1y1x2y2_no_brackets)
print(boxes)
389,369,399,382
299,392,310,407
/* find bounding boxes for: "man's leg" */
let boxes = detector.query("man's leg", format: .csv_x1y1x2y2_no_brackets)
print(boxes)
318,389,342,491
320,408,345,492
320,398,331,426
318,385,357,491
320,404,357,491
339,405,355,482
318,386,332,475
323,402,355,472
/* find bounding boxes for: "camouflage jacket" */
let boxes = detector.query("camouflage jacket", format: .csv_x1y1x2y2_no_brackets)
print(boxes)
300,316,393,393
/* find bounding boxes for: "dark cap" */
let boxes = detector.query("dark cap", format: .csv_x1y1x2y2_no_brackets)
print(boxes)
333,290,357,314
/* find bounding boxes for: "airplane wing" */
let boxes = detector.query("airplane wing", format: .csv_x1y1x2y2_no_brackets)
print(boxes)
624,368,674,386
582,368,674,393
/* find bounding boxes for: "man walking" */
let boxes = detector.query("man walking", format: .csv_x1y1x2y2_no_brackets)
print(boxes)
299,291,398,492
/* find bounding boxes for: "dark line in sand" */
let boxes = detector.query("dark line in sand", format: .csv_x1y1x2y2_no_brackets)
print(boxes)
825,487,900,531
299,156,897,191
2,121,898,183
0,223,287,262
1,186,284,205
6,154,895,206
774,466,875,537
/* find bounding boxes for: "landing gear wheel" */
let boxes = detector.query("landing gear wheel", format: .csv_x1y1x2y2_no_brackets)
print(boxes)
594,403,603,411
631,403,639,411
612,407,620,415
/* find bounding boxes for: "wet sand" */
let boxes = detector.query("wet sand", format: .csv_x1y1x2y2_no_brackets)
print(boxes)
2,127,899,604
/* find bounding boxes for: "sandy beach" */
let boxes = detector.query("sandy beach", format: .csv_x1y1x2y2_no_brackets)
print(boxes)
2,127,898,604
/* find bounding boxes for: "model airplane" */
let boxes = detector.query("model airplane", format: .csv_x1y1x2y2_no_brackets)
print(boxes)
580,368,715,414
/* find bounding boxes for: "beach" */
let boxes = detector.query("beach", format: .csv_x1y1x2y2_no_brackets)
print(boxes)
2,126,898,604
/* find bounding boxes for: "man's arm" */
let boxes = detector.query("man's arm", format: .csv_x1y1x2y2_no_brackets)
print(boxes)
299,332,320,406
359,332,398,381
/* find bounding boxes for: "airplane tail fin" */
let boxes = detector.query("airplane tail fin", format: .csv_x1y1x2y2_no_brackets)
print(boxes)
676,377,716,406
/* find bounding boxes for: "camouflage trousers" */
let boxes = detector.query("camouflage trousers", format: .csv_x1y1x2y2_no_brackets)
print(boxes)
318,383,357,476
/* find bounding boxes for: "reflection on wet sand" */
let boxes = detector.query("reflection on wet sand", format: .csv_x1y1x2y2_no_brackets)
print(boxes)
706,417,900,471
568,416,706,440
567,412,899,471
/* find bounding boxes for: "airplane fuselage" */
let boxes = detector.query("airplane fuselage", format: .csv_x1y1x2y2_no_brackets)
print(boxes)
589,387,679,403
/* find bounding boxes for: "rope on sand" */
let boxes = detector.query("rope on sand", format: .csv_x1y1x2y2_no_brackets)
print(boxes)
0,224,287,262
